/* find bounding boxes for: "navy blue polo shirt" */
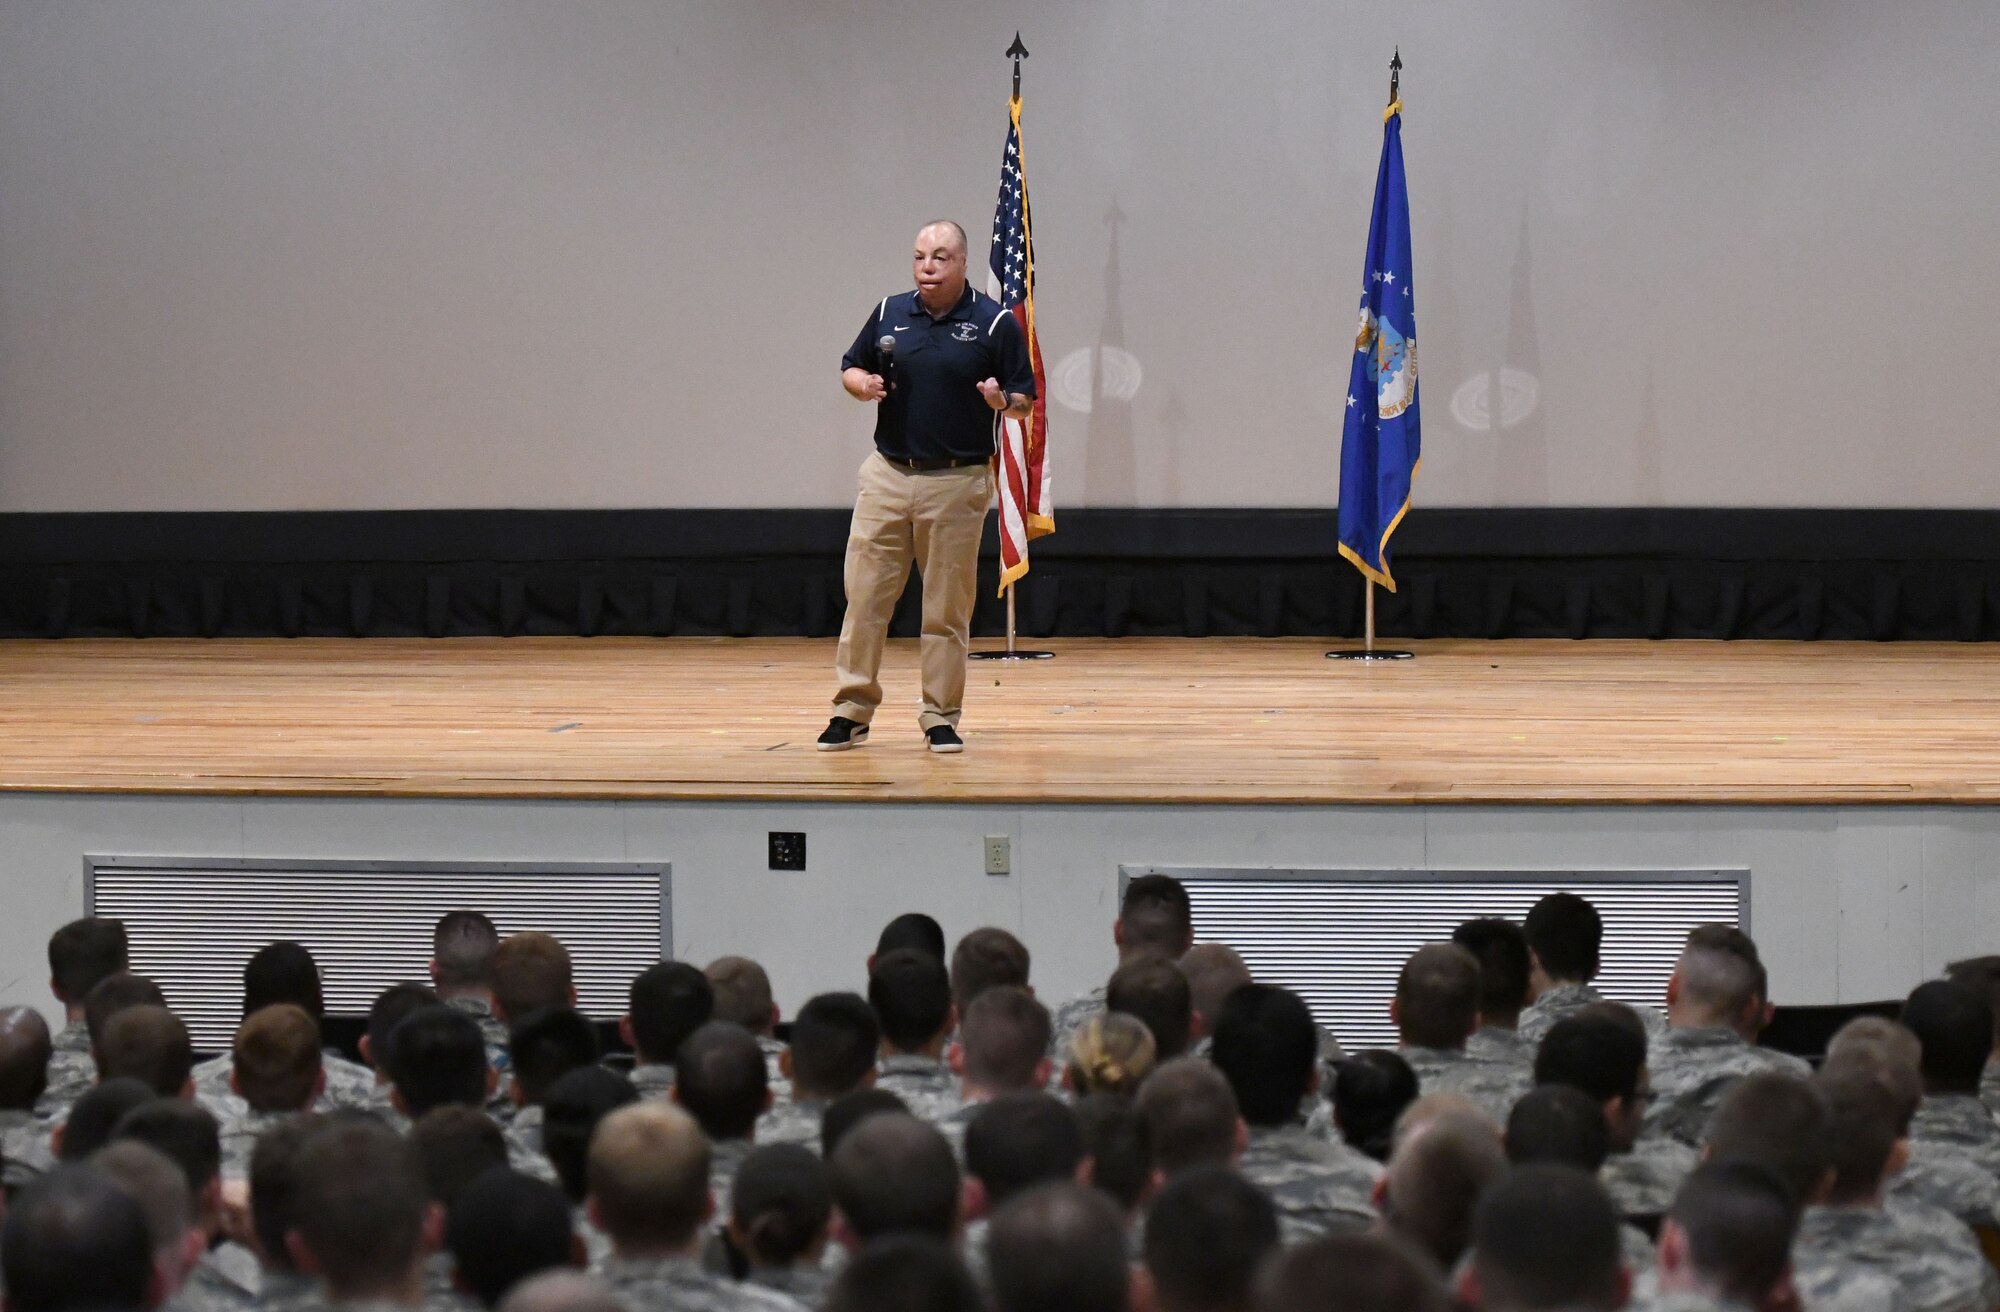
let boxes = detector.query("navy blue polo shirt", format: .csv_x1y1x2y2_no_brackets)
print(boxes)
842,285,1037,462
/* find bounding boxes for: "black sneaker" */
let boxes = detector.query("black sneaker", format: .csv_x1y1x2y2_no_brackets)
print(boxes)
925,725,965,754
816,716,869,751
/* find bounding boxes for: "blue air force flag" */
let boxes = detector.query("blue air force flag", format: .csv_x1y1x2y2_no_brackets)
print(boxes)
1337,104,1420,591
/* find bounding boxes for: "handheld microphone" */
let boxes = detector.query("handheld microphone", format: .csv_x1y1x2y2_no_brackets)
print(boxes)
877,334,896,395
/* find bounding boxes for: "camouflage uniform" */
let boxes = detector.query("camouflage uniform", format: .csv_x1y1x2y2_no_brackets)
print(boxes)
574,1206,613,1272
1896,1135,2000,1231
502,1105,560,1184
252,1269,318,1312
632,1063,676,1101
746,1264,832,1308
167,1242,261,1312
1908,1094,2000,1181
1602,1137,1699,1219
208,1103,302,1180
873,1055,961,1122
758,1036,792,1105
1465,1025,1533,1066
422,1253,476,1312
446,994,512,1078
1791,1201,1999,1312
1620,1221,1658,1276
599,1255,809,1312
1641,1027,1809,1147
1398,1045,1532,1126
756,1097,829,1153
1979,1059,2000,1121
1517,984,1667,1047
1236,1122,1380,1244
1048,986,1109,1058
1624,1289,1748,1312
193,1051,382,1116
709,1137,755,1219
0,1107,54,1190
34,1019,95,1120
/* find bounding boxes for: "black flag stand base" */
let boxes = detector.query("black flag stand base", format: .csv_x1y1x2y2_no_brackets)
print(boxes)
971,582,1055,660
1326,581,1414,660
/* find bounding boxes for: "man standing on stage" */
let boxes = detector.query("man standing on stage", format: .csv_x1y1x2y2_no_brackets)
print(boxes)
820,220,1037,755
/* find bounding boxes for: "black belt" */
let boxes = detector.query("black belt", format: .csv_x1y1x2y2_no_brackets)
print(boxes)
881,455,986,472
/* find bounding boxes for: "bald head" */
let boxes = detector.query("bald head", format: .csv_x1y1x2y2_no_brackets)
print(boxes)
917,220,968,255
0,1006,53,1109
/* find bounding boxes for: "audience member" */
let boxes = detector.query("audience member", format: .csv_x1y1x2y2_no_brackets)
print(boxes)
1393,943,1529,1125
41,918,131,1116
1900,980,2000,1179
827,1113,961,1250
363,983,445,1092
1145,1165,1278,1312
1064,1012,1157,1098
874,914,948,966
1701,1072,1834,1204
490,935,576,1029
1137,1058,1245,1179
497,1272,622,1312
504,1008,599,1178
1461,1165,1629,1312
85,975,170,1055
706,957,785,1089
869,951,959,1118
1255,1232,1451,1312
1050,875,1194,1049
1650,1161,1800,1312
433,912,509,1072
621,963,712,1101
762,993,879,1150
1327,1051,1418,1163
939,987,1052,1150
1537,1012,1695,1219
1942,954,2000,1117
446,1169,578,1309
246,1115,320,1312
672,1022,771,1211
0,1005,56,1189
948,929,1031,1015
211,1005,323,1177
98,1007,194,1100
726,1145,832,1305
1073,1093,1152,1221
1105,955,1192,1060
1179,945,1253,1054
1452,918,1535,1065
1517,894,1663,1044
822,1236,978,1312
1503,1086,1655,1275
112,1100,246,1312
962,1093,1085,1271
410,1106,509,1209
189,944,374,1113
1,1165,158,1312
388,1007,496,1119
1377,1107,1505,1271
820,1088,911,1160
986,1183,1132,1312
1210,984,1376,1242
56,1080,157,1163
539,1067,637,1267
1647,927,1807,1146
289,1118,431,1309
92,1140,200,1304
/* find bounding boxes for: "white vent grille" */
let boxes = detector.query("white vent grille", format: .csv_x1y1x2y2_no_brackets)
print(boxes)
88,858,671,1050
1132,868,1744,1052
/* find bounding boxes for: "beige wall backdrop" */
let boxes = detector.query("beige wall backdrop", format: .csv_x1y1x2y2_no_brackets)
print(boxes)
0,1,1994,512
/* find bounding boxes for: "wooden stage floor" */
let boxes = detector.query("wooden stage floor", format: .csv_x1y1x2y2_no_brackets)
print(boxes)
0,638,1994,805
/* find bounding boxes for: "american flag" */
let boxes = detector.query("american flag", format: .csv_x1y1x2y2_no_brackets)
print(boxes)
987,95,1052,594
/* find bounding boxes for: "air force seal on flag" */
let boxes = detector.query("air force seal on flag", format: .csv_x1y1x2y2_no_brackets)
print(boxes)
1354,307,1417,420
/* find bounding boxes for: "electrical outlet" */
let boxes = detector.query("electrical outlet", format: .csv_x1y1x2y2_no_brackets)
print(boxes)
768,831,806,871
983,835,1011,876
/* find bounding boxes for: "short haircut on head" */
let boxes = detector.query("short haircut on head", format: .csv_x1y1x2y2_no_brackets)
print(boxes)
871,949,954,1053
626,962,713,1066
1674,934,1762,1021
98,1005,192,1097
673,1021,768,1140
704,957,774,1031
250,1114,318,1274
1507,1084,1610,1172
1067,1011,1158,1098
964,1092,1084,1205
1524,893,1602,983
244,942,323,1018
730,1143,831,1266
1901,979,1994,1091
90,1139,191,1266
367,982,442,1067
83,973,167,1050
949,928,1030,1012
1534,1015,1644,1104
112,1098,220,1197
1396,944,1483,1049
235,1004,323,1112
916,219,969,254
498,1271,625,1312
959,986,1052,1092
0,1006,54,1110
1815,1069,1905,1202
1330,1051,1420,1162
1383,1111,1507,1270
48,918,129,1004
1826,1015,1922,1070
821,1087,910,1160
541,1066,639,1204
1107,955,1192,1058
587,1102,710,1250
1452,919,1532,1020
876,914,947,963
387,1005,490,1116
1667,1161,1799,1306
508,1007,601,1107
1209,983,1318,1127
491,933,573,1022
1820,1046,1923,1128
1145,1165,1279,1312
1472,1165,1624,1312
1254,1232,1452,1312
788,992,881,1098
1702,1073,1831,1206
1120,875,1194,957
1138,1056,1241,1175
1945,956,2000,1034
434,911,500,990
1,1165,155,1312
410,1105,509,1206
446,1169,576,1308
827,1113,959,1243
825,1235,980,1312
294,1118,430,1294
1178,944,1253,1026
987,1182,1130,1312
1074,1093,1151,1210
58,1080,157,1162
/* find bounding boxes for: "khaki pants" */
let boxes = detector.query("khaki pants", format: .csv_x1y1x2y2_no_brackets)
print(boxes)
832,451,991,731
